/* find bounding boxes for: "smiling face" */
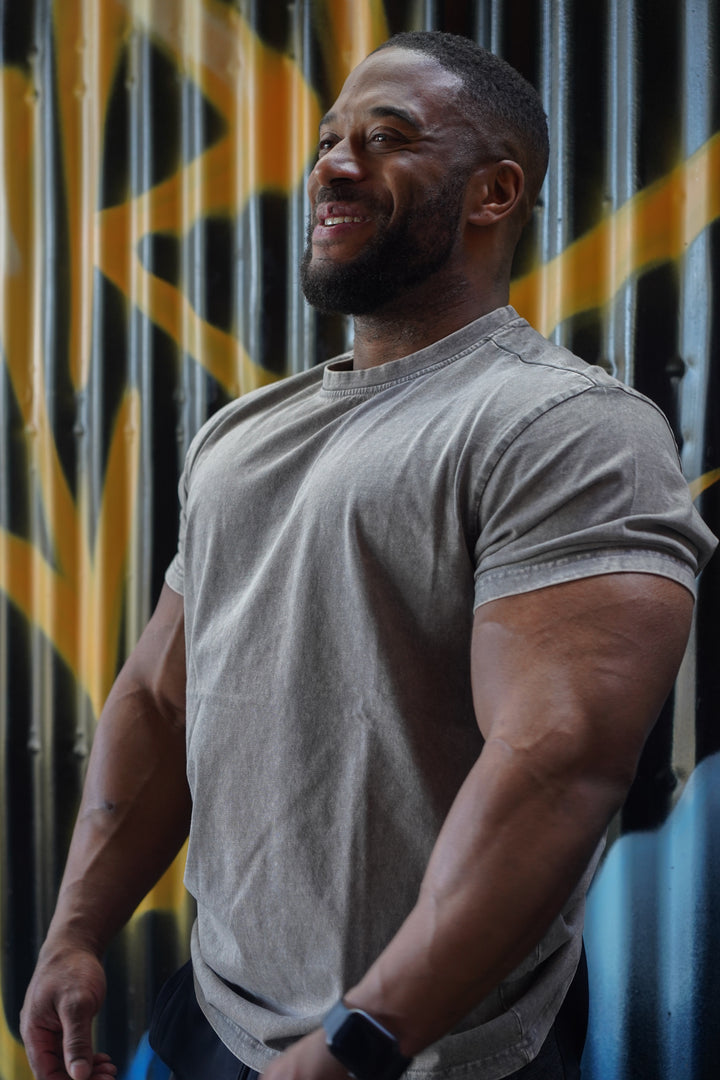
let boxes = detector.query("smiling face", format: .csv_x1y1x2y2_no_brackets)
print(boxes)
300,48,479,315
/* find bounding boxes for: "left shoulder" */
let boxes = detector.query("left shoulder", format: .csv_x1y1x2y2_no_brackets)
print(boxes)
490,316,651,400
472,319,679,469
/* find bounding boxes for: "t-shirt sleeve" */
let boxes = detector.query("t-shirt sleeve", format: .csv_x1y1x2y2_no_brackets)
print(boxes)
164,399,245,597
473,384,717,609
163,408,227,597
164,462,188,596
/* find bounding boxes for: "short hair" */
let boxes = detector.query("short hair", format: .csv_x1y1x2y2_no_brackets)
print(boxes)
373,31,549,222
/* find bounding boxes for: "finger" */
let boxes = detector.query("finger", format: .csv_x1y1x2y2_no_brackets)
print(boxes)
89,1055,117,1077
89,1059,117,1079
21,1025,69,1080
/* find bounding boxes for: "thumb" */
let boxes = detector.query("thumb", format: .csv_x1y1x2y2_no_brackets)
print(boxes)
67,1059,93,1080
59,1002,96,1080
67,1060,92,1080
65,1038,94,1080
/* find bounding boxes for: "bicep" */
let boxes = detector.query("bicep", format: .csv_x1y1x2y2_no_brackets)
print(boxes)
113,582,187,727
471,573,693,787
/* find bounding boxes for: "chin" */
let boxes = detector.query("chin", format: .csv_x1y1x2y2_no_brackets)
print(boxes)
300,257,384,315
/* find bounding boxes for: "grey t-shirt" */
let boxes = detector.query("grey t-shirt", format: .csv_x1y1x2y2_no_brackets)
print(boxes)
165,306,715,1078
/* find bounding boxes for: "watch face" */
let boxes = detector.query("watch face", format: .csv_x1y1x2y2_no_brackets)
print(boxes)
335,1010,389,1066
330,1009,407,1080
324,1001,410,1080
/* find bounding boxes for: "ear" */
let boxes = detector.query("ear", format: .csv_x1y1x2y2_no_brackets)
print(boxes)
466,160,525,226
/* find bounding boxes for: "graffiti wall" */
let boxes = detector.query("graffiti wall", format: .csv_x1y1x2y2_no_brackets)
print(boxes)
0,1,718,1078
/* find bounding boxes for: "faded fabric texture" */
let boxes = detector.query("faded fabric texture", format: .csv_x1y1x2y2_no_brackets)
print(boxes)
165,306,715,1079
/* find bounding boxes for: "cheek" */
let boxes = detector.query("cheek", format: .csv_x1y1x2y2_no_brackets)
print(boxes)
392,169,441,208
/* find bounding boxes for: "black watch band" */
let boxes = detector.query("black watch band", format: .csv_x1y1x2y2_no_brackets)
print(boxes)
323,1000,412,1080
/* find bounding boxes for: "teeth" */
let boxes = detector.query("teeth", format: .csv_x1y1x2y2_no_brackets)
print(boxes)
323,215,364,225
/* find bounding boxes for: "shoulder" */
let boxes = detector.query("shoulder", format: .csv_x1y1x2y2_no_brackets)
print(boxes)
485,316,657,412
452,315,676,473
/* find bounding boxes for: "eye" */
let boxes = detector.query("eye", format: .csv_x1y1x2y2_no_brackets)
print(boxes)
367,128,408,150
317,133,337,156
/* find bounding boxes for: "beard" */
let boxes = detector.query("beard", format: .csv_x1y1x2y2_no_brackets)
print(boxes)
300,176,467,316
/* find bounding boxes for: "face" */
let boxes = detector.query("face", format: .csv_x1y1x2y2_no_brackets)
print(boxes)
300,49,476,315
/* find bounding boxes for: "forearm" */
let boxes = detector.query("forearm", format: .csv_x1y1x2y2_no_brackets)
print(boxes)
23,686,190,1079
21,585,189,1080
344,737,624,1056
45,685,191,957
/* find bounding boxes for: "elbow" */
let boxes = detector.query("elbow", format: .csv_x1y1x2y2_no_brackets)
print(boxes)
493,720,647,829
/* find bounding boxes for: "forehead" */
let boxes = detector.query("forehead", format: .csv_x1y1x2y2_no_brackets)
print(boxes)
325,48,465,130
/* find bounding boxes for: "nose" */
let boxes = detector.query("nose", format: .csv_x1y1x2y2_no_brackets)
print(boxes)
310,137,367,189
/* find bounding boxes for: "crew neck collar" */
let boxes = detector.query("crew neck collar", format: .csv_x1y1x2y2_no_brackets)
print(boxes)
322,306,521,392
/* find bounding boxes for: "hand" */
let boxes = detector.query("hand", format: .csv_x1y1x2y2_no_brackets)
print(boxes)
20,941,115,1080
261,1028,348,1080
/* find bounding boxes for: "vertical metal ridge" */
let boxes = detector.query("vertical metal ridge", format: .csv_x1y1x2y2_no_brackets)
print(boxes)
604,0,638,383
537,0,572,345
678,0,715,483
29,0,56,944
672,0,718,818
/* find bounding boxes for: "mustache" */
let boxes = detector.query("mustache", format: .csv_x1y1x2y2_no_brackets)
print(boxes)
312,185,365,205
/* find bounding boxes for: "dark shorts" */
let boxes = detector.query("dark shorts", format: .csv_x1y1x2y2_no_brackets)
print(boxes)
149,950,588,1080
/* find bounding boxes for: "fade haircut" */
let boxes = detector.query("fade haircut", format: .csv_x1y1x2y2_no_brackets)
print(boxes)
373,31,549,224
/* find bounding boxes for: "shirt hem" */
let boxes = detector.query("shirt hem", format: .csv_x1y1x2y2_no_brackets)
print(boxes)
474,549,697,610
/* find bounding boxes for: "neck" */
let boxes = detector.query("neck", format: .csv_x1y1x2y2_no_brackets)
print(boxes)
350,278,510,370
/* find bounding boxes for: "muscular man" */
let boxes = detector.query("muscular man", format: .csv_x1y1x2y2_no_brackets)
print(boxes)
20,31,716,1080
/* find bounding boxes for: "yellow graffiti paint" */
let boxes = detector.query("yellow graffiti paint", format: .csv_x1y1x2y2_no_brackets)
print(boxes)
0,0,327,707
314,0,390,99
689,467,720,500
0,1014,32,1080
53,0,130,390
0,54,141,700
94,0,323,397
510,131,720,336
130,839,192,940
0,386,140,720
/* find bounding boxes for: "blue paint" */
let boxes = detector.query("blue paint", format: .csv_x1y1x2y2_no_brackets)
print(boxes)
121,1033,171,1080
583,751,720,1079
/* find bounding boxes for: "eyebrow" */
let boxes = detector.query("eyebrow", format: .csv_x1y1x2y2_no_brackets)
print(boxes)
319,105,423,132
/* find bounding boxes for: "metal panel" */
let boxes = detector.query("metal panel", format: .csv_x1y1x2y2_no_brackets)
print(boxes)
0,1,718,1077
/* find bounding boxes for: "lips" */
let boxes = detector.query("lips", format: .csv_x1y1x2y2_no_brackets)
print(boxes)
316,203,369,227
311,204,373,255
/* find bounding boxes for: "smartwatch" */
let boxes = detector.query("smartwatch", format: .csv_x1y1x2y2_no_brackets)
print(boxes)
323,1000,412,1080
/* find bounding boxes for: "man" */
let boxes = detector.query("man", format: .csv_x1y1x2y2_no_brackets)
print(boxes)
20,30,715,1080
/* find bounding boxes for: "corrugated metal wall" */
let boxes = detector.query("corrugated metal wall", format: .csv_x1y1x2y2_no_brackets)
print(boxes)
0,1,718,1077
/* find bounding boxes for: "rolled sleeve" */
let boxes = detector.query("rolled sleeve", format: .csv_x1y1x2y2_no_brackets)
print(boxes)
473,385,716,608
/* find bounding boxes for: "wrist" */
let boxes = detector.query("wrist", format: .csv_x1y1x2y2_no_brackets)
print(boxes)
41,915,107,962
323,999,412,1080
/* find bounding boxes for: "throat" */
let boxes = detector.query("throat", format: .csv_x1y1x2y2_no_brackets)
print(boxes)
351,279,493,370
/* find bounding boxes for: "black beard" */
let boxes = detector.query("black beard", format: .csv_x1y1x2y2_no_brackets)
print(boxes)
300,179,466,316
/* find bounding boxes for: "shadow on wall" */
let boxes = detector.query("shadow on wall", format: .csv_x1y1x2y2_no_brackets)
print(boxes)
582,750,720,1080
